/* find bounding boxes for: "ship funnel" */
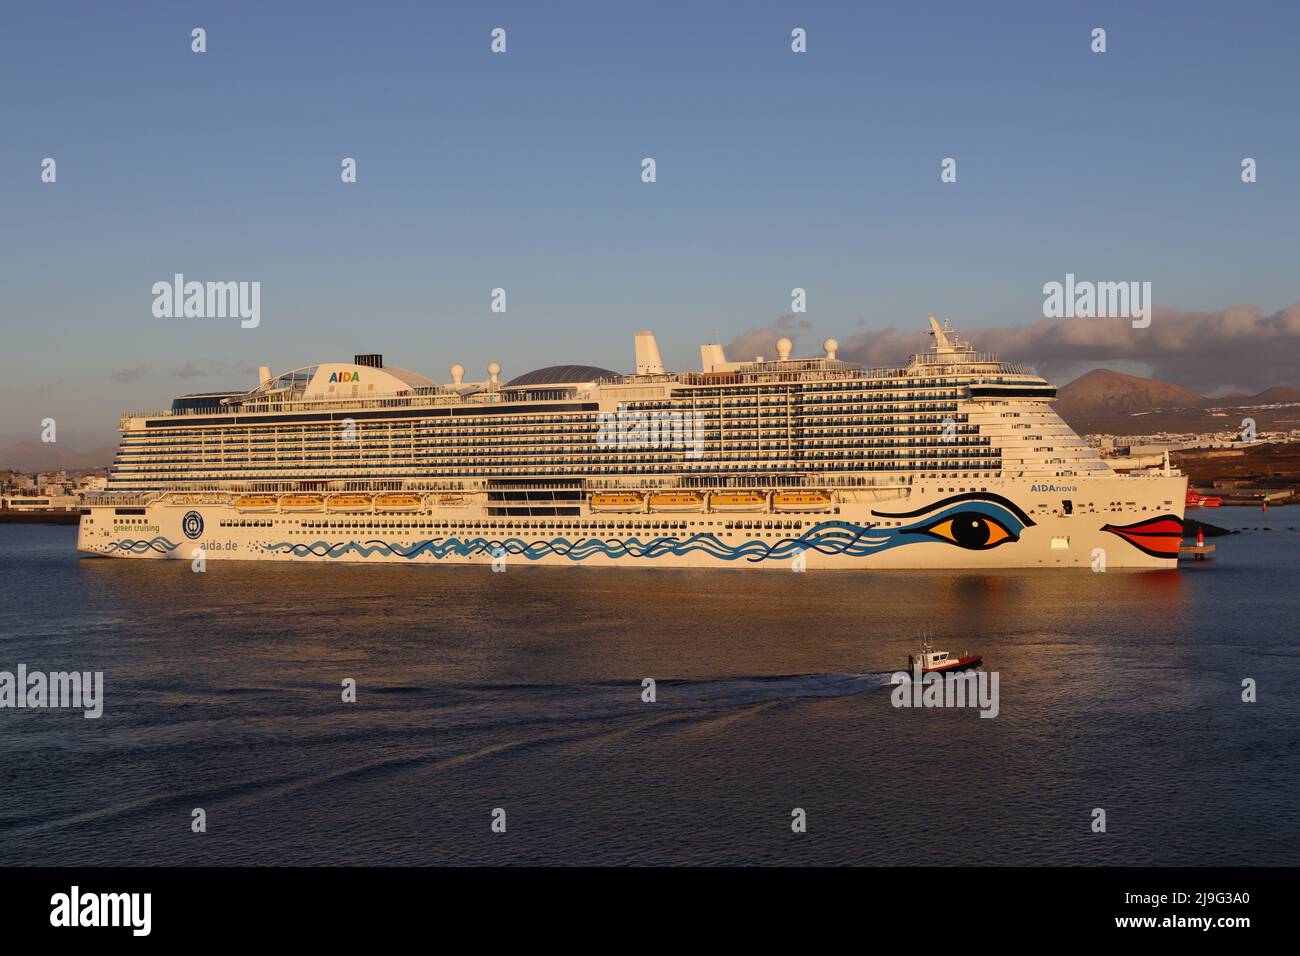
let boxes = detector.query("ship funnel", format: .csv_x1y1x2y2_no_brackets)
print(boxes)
258,365,272,385
699,342,727,372
634,331,665,375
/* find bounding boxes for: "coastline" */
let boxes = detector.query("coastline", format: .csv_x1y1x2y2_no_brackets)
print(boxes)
0,509,81,525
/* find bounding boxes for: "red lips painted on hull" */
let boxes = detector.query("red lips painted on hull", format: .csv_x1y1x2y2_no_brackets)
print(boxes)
1100,514,1184,558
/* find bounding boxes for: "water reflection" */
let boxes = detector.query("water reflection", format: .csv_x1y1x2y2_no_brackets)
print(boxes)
0,522,1294,865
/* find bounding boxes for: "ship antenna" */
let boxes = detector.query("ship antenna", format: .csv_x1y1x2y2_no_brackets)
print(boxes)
927,315,952,350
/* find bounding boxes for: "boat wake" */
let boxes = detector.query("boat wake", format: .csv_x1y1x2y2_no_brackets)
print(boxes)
0,671,899,847
637,671,896,707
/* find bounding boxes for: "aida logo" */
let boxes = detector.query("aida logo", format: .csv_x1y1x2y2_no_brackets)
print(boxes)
329,372,361,383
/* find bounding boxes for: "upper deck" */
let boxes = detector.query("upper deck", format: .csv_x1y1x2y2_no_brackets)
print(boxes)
97,319,1098,495
121,318,1049,427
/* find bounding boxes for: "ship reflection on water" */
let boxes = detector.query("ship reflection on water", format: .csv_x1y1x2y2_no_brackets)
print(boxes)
0,518,1294,866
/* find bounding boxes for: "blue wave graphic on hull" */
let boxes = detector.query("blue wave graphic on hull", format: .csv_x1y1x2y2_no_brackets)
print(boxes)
106,537,181,555
268,521,896,563
262,498,1034,563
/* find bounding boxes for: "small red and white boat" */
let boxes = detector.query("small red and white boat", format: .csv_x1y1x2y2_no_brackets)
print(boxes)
1186,488,1222,508
908,641,982,675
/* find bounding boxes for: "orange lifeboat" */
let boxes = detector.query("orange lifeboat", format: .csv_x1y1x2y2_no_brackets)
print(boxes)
709,491,767,512
590,492,644,513
279,494,325,511
647,492,704,513
772,490,833,512
327,494,373,513
234,495,279,512
374,493,423,512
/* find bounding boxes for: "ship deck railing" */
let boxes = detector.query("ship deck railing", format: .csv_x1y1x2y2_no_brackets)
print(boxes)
122,366,1050,422
92,473,920,500
120,385,527,421
84,492,161,506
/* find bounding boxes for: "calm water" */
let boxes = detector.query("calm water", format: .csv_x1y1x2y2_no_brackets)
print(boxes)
1,511,1298,866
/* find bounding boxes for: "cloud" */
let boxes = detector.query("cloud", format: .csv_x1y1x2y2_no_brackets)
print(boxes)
724,313,813,361
774,314,812,332
110,366,150,384
826,303,1300,392
172,362,213,379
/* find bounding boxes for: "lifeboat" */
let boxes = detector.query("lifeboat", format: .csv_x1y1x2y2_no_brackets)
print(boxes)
234,495,279,512
590,492,644,513
647,491,704,513
437,494,469,508
709,491,767,513
374,493,423,512
772,490,833,512
907,641,982,675
327,494,372,513
279,494,325,511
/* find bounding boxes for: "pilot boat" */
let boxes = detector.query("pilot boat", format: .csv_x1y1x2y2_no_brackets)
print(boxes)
908,641,982,675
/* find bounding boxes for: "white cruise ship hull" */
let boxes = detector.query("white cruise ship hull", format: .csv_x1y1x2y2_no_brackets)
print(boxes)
78,476,1186,570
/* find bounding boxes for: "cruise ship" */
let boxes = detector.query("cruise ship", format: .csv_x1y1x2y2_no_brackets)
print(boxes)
78,319,1186,569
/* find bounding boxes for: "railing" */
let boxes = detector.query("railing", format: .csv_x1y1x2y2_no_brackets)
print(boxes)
120,387,593,421
84,492,160,506
120,365,1051,423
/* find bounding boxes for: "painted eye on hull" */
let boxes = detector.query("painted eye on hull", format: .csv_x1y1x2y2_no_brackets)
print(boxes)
873,493,1033,552
915,511,1015,550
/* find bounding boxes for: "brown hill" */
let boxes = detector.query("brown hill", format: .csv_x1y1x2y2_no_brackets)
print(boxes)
1055,370,1300,435
1055,369,1204,419
0,442,116,473
1241,385,1300,405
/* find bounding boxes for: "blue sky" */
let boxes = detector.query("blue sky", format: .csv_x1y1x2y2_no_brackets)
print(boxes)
2,1,1298,448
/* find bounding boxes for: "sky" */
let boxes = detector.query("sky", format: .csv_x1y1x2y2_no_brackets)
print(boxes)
3,1,1299,450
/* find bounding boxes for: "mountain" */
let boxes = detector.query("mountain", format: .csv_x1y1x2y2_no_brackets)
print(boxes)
1241,385,1300,405
0,442,116,473
1054,369,1300,435
1055,369,1204,419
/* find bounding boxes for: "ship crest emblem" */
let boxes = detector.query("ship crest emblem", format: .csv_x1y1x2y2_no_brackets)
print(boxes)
182,511,204,540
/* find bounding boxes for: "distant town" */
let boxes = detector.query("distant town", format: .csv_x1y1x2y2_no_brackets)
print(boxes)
1093,430,1300,506
0,468,108,522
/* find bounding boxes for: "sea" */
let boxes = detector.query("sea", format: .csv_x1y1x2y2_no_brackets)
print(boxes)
1,509,1297,866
